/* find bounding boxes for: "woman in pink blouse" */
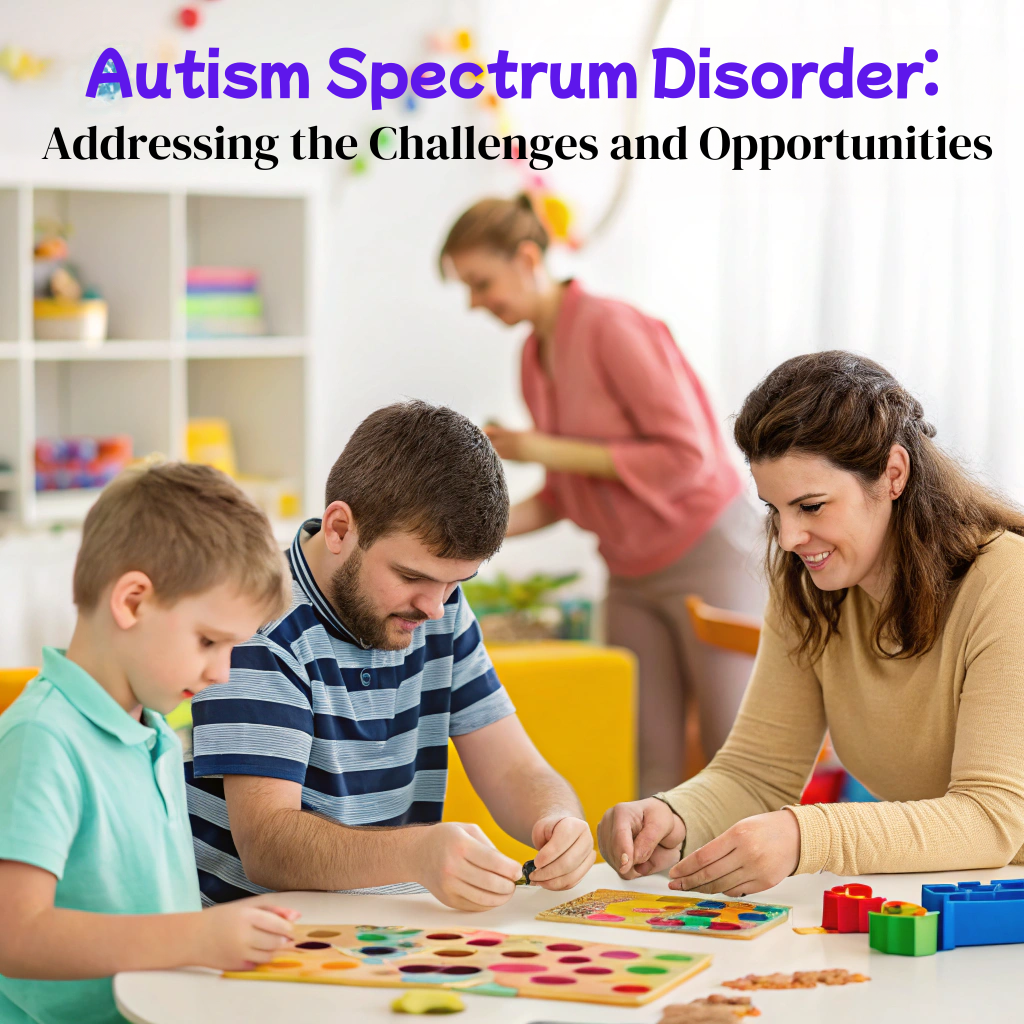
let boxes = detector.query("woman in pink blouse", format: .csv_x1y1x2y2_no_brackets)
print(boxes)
440,195,765,795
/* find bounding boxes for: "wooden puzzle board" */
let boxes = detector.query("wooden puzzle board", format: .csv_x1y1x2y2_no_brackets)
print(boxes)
537,890,790,940
222,923,712,1006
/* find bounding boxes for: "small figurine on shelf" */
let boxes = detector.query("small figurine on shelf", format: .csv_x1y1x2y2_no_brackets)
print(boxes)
32,218,108,344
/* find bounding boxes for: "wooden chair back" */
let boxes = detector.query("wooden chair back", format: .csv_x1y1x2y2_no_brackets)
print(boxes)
684,595,762,656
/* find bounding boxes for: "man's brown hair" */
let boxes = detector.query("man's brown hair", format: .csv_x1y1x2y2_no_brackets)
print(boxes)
734,350,1024,660
73,461,292,618
325,400,509,559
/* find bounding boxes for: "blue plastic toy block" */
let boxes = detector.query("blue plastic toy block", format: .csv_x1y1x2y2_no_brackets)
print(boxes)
920,879,1024,951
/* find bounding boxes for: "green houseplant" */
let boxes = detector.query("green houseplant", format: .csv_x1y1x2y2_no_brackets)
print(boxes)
461,572,582,643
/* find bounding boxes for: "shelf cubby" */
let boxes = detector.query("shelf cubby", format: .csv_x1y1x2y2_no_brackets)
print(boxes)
186,194,307,338
33,189,174,342
34,360,174,458
187,356,305,487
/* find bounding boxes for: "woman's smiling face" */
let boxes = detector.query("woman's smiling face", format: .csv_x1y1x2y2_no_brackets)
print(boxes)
751,450,908,599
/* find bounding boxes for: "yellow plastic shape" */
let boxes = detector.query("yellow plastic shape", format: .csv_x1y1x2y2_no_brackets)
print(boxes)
0,668,37,716
185,418,237,477
392,989,465,1014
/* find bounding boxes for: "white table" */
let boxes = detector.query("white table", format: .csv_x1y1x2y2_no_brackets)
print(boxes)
115,863,1024,1023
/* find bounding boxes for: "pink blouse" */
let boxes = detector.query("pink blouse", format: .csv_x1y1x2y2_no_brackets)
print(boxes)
522,280,742,578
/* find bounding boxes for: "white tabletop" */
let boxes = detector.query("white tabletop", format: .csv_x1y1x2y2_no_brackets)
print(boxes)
115,863,1024,1023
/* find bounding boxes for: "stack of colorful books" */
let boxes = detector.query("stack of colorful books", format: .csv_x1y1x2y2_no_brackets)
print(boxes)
186,267,266,338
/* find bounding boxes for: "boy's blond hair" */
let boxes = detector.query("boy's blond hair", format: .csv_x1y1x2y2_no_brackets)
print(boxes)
73,461,291,619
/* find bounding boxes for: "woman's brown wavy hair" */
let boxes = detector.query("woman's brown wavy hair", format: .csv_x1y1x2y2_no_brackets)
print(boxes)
734,350,1024,660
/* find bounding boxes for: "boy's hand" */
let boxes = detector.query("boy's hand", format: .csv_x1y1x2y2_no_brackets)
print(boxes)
196,899,300,971
598,797,686,879
413,822,521,912
528,816,596,890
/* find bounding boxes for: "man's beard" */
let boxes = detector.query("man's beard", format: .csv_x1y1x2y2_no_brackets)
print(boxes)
327,548,424,650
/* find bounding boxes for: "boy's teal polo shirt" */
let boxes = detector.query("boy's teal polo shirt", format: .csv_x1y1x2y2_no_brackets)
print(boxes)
0,648,201,1024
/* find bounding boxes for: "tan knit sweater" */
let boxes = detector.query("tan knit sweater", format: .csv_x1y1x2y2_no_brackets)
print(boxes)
660,530,1024,875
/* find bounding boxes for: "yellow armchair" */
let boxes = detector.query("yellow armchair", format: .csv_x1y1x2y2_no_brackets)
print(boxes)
0,669,37,716
443,642,637,862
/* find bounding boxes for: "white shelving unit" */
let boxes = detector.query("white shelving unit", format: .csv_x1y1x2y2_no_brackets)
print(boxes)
0,170,326,535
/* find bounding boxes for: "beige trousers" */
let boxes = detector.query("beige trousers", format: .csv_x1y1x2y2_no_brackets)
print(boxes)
605,497,767,798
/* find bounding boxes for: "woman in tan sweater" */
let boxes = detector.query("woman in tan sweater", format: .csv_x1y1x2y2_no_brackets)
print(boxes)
598,350,1024,895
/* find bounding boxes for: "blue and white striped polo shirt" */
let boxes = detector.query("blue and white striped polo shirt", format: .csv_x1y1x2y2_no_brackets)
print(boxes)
185,519,515,905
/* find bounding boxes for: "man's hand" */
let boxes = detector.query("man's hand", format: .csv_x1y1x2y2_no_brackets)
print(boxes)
668,810,800,897
528,816,596,891
597,797,686,879
413,822,521,912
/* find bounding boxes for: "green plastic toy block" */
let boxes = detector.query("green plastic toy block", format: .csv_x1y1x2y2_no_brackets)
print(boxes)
868,910,938,956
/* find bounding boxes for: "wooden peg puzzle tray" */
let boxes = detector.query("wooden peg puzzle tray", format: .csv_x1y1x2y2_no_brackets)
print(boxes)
222,923,712,1006
536,890,791,940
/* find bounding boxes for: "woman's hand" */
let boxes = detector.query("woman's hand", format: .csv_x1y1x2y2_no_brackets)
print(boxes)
483,424,537,462
668,809,800,897
484,423,619,479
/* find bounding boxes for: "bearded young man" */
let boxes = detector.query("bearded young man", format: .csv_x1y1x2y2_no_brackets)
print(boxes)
185,401,594,911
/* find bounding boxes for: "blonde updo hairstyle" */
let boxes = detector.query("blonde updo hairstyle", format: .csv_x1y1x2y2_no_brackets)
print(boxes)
438,194,549,276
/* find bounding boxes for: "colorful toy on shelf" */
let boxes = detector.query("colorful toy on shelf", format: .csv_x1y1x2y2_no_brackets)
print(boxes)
237,475,300,521
222,923,712,1007
186,267,266,338
32,219,108,343
33,298,107,343
185,418,237,477
821,883,886,933
920,879,1024,951
537,890,790,940
867,900,937,957
35,435,132,492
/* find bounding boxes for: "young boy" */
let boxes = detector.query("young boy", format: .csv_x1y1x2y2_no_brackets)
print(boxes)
0,462,299,1024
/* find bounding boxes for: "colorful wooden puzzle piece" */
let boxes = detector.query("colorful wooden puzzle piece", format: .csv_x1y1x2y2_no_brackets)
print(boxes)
536,890,790,940
222,923,712,1006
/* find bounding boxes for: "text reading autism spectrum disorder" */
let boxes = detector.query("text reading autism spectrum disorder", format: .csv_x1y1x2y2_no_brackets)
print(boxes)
41,44,992,173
